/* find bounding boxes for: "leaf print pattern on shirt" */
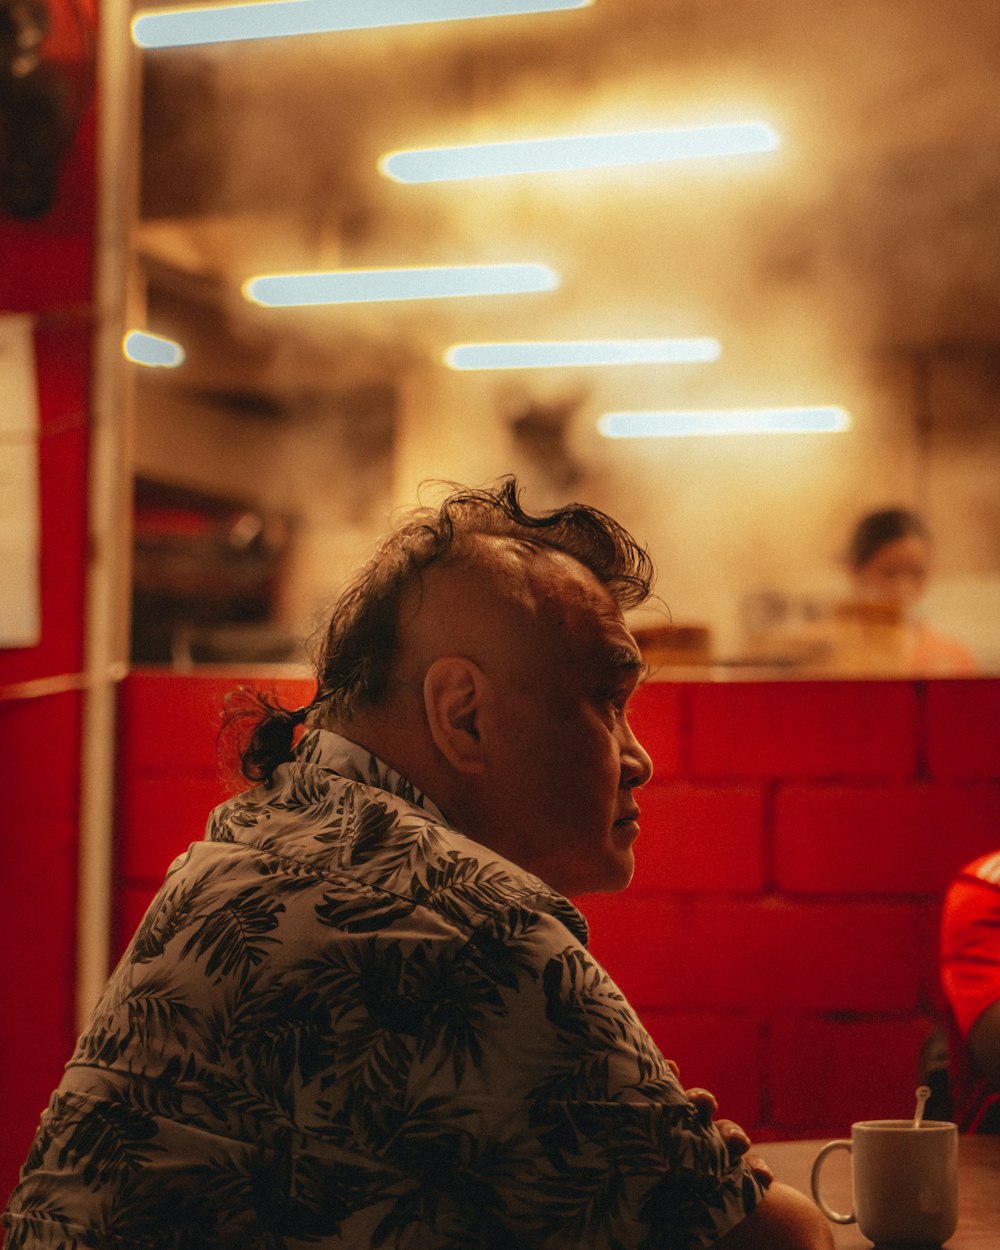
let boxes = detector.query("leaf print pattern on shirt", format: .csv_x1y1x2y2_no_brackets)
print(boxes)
55,1090,162,1189
131,874,212,964
3,727,763,1250
179,883,284,982
314,884,416,933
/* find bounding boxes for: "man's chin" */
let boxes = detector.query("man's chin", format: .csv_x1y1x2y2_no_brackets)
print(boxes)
569,853,635,897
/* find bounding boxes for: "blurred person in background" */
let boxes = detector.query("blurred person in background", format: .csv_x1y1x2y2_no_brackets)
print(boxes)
798,507,976,676
3,478,832,1250
940,851,1000,1133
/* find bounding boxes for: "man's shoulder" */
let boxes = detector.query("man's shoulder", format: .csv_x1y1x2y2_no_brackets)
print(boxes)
204,766,587,943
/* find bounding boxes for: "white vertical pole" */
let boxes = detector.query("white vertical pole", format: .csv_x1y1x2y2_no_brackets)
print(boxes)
77,0,139,1029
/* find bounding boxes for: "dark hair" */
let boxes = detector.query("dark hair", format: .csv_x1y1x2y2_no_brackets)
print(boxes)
847,507,930,570
225,477,654,786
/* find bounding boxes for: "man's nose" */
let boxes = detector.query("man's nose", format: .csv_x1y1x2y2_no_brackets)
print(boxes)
620,720,653,788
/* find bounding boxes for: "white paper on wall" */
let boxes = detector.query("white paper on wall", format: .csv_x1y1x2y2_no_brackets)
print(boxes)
0,313,41,647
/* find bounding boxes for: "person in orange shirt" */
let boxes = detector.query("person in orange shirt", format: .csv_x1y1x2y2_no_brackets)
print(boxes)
801,507,976,677
940,852,1000,1133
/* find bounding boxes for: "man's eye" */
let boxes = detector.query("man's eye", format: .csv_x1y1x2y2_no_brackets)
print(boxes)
600,691,629,715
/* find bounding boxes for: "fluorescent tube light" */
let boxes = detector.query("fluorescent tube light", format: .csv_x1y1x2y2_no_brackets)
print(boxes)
122,330,185,368
381,123,780,183
444,338,722,370
243,264,560,306
597,407,851,438
132,0,591,50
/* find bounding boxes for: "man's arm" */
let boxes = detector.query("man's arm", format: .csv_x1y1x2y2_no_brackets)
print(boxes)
447,909,811,1246
716,1183,834,1250
675,1075,831,1249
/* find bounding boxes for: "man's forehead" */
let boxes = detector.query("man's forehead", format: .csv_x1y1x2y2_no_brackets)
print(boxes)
406,534,638,662
526,555,642,670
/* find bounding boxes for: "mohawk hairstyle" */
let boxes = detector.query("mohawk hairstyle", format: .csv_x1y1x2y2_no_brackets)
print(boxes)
226,477,654,785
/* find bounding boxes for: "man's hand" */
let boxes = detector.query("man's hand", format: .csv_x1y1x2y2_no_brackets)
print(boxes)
667,1061,832,1248
667,1060,774,1188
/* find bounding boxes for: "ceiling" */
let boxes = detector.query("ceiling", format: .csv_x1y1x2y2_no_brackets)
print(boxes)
131,0,1000,418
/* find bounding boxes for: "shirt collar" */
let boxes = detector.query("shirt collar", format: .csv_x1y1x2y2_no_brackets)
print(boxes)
291,726,589,947
295,727,450,826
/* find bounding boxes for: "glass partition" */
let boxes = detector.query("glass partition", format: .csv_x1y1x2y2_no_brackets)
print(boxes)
126,0,1000,675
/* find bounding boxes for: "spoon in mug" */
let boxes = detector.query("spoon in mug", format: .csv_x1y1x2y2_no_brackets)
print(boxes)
912,1084,931,1129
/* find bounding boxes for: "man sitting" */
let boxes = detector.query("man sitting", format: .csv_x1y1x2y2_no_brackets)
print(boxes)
4,479,832,1249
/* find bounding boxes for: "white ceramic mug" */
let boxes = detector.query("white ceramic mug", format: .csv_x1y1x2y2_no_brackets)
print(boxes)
811,1119,958,1246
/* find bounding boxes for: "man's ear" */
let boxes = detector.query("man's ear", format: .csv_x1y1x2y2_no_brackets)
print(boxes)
423,655,487,774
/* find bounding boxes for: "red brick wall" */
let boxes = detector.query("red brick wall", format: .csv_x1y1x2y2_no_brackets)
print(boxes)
112,672,1000,1141
585,677,1000,1138
114,672,314,948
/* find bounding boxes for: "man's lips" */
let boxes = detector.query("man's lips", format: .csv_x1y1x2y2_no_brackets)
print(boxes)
614,808,641,827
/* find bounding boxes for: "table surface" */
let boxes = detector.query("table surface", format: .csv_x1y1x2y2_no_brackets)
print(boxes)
762,1136,1000,1248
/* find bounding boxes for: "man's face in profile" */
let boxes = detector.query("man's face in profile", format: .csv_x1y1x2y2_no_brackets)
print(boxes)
481,557,653,898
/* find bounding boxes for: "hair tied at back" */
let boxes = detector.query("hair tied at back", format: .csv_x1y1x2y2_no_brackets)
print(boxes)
218,687,316,789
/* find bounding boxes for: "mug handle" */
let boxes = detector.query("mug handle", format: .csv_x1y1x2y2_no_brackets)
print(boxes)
810,1139,856,1224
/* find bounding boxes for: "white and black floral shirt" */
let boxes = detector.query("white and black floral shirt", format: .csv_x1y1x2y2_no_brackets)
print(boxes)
4,729,763,1249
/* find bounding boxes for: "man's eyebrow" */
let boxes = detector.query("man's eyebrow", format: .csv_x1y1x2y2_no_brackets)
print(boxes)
606,646,648,680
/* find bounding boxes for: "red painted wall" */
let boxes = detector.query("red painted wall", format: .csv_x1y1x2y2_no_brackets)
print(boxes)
0,0,99,1201
110,671,1000,1142
0,92,97,1212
